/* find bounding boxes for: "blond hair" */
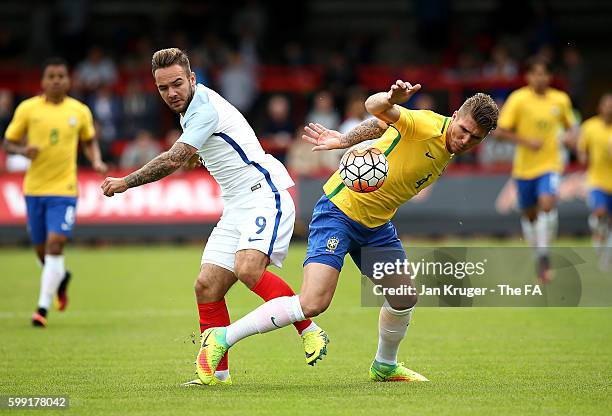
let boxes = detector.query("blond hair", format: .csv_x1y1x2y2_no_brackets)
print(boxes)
151,48,191,76
458,93,499,132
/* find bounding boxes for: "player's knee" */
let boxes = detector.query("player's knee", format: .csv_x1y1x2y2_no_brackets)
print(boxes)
539,199,556,212
388,294,417,310
593,207,607,219
45,241,64,255
300,298,330,318
194,276,224,301
234,262,263,289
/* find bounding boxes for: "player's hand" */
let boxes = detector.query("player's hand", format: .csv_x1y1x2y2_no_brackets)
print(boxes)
23,146,39,160
524,138,544,151
101,177,128,197
92,160,108,175
302,123,345,151
183,153,202,170
387,80,421,105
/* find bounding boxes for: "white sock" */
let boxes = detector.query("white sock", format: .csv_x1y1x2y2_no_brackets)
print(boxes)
37,255,65,310
589,215,609,249
214,369,229,381
375,305,413,365
535,210,557,257
299,321,320,335
521,217,536,247
225,296,305,346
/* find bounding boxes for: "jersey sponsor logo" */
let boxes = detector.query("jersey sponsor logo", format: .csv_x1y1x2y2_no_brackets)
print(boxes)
68,116,77,127
248,237,264,242
415,173,433,189
326,236,339,252
425,151,435,159
251,183,261,192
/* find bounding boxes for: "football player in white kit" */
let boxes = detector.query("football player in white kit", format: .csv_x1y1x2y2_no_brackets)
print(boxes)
101,48,328,385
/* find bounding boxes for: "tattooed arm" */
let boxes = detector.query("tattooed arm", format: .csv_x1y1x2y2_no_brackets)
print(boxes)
302,118,388,152
101,142,197,197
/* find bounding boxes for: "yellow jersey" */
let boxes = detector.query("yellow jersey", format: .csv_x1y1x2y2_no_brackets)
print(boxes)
578,115,612,193
323,108,452,228
4,95,95,196
497,86,575,179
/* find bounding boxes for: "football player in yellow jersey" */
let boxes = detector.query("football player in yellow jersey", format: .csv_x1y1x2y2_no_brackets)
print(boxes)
2,57,107,327
193,80,499,384
578,93,612,269
495,58,577,282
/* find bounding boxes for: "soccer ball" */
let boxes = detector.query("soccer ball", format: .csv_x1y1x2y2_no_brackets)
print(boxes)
339,147,388,193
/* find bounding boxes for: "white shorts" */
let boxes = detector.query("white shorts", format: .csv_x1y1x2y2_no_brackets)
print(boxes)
201,188,295,272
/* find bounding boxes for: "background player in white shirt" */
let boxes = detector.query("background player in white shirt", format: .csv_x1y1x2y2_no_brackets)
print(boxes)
101,48,326,385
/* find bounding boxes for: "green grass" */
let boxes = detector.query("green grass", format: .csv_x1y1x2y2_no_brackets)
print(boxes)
1,242,611,415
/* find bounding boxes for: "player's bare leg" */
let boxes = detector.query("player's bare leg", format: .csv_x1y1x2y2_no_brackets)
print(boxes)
32,233,68,327
234,249,324,360
34,243,45,266
196,263,337,384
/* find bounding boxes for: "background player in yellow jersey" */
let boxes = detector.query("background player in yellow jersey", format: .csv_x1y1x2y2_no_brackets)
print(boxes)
192,80,499,384
495,58,576,282
2,57,107,327
578,93,612,270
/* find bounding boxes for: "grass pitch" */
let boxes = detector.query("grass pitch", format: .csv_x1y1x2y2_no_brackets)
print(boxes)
1,242,611,415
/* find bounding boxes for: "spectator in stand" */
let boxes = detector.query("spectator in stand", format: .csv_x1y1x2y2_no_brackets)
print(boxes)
306,90,340,131
73,46,118,95
413,93,437,111
262,95,295,163
318,88,370,171
338,88,368,134
0,89,30,172
88,85,122,160
164,128,182,150
562,45,587,112
0,89,14,136
122,79,159,139
483,44,518,80
325,52,356,106
119,130,161,169
219,50,257,115
287,125,323,176
451,49,482,80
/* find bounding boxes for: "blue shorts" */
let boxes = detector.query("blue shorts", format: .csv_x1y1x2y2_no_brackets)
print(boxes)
515,172,560,210
588,189,612,213
304,195,406,273
25,196,78,245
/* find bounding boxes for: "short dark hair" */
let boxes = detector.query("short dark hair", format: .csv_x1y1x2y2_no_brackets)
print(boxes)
151,48,191,76
42,57,69,73
458,93,499,133
526,56,552,73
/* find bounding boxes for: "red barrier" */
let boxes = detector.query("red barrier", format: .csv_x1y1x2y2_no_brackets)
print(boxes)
0,171,224,225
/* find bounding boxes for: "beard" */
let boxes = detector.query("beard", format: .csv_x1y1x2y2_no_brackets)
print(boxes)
171,83,195,114
181,84,196,113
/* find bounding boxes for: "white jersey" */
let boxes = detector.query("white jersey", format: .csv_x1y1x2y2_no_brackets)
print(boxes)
178,84,294,197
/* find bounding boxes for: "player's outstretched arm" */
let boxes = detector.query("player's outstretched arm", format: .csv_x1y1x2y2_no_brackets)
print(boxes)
302,119,387,151
101,142,197,197
365,80,421,124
